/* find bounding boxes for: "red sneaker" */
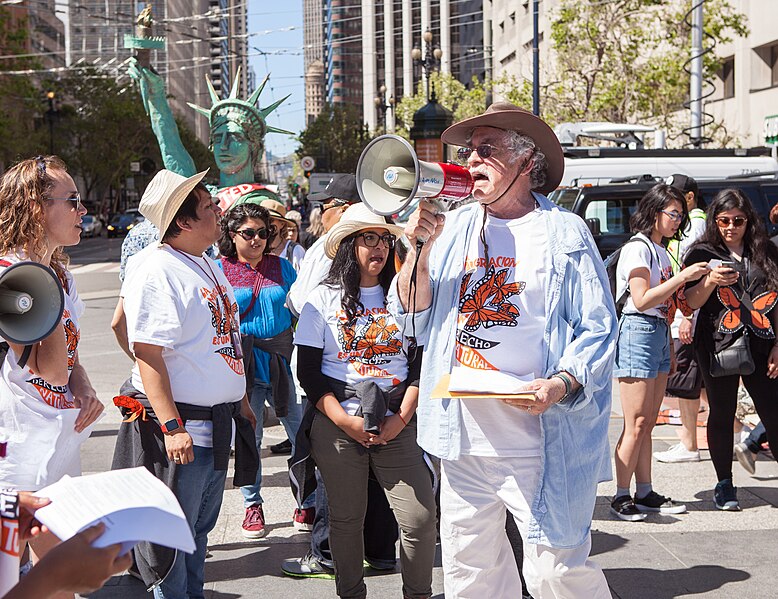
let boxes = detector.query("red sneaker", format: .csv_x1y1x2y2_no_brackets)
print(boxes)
293,507,315,532
242,504,266,539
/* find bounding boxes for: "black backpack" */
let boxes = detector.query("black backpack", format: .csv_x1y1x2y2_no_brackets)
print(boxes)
604,236,654,319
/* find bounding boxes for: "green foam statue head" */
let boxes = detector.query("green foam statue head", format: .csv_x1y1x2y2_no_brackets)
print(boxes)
188,68,293,174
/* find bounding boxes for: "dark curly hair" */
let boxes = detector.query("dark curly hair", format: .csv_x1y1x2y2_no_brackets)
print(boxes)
691,188,778,291
629,183,689,244
218,203,276,258
322,234,396,323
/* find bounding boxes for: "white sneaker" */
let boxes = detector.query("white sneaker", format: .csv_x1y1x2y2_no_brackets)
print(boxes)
653,443,700,463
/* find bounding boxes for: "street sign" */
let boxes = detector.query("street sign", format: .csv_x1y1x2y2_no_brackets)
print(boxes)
300,156,316,171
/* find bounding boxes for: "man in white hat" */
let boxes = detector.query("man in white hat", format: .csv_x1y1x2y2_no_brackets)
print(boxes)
391,102,616,598
117,169,258,599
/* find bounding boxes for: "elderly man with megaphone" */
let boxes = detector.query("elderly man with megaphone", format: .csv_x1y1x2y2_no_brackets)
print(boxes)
0,155,105,592
381,103,617,599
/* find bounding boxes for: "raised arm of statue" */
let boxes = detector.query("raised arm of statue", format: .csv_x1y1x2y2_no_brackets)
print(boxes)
128,57,197,177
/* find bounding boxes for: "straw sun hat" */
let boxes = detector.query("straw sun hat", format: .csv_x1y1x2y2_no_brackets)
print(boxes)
324,204,405,259
139,169,209,235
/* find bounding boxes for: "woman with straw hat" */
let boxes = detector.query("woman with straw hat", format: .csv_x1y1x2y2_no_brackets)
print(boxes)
294,204,436,599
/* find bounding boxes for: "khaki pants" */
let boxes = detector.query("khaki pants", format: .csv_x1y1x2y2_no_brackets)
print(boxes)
310,412,437,599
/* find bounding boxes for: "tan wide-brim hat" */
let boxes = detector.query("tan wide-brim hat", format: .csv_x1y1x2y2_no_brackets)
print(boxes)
139,169,209,235
441,101,564,194
259,198,296,226
324,204,405,259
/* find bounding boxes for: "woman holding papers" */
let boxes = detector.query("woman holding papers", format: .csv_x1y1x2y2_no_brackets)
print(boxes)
294,204,436,599
612,184,709,521
0,156,103,590
683,189,778,511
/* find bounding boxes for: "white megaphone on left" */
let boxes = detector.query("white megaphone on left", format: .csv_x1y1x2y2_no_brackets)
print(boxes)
0,262,65,345
356,134,474,221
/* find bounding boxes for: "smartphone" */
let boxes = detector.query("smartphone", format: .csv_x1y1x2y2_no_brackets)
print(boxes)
720,261,736,269
708,259,735,270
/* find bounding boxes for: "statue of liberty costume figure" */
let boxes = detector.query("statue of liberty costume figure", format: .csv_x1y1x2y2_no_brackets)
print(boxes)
128,17,292,211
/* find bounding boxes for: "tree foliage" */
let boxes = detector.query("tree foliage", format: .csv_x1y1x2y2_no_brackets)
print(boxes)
542,0,748,144
296,103,373,173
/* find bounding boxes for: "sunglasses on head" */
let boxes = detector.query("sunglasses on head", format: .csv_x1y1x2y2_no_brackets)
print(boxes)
48,192,83,211
716,216,747,228
356,232,396,249
456,144,497,163
235,226,273,241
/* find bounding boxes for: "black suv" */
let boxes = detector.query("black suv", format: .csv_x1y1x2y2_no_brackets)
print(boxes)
549,176,778,259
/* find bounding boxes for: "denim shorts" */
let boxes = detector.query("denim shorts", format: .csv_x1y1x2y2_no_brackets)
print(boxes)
614,313,671,379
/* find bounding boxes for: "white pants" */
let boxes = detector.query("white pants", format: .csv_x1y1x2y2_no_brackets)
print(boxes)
440,454,611,599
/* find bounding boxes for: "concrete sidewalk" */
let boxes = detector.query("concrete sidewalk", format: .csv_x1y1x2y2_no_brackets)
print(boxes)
80,395,778,599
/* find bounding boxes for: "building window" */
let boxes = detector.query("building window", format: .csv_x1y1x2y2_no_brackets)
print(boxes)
719,56,734,98
772,44,778,87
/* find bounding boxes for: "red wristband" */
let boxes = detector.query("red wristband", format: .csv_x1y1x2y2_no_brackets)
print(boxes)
397,412,408,426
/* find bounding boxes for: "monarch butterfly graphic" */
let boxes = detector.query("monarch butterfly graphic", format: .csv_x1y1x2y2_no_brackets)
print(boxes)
205,288,232,337
717,286,778,339
63,316,79,370
354,318,403,361
459,266,525,332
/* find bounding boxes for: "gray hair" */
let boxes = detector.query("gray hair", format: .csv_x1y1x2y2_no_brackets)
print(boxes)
306,206,326,238
465,130,548,191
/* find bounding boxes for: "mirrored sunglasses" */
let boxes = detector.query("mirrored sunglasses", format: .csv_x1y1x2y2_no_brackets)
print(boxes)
357,232,396,249
235,227,272,241
456,144,497,163
716,216,747,228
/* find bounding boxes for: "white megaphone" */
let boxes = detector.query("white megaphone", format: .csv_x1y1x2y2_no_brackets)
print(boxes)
356,134,474,216
0,261,65,345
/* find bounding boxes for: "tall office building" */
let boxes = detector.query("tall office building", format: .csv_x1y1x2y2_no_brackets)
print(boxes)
67,1,250,146
303,0,325,124
319,0,485,131
5,0,66,70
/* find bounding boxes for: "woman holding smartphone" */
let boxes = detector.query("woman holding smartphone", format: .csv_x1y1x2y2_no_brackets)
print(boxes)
611,184,709,521
684,188,778,511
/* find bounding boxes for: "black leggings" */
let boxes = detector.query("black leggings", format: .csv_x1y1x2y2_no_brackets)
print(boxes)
697,343,778,482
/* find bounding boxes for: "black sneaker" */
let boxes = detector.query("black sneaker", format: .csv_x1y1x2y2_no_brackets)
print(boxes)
610,495,647,521
281,552,335,579
714,478,741,511
270,439,293,455
634,491,687,514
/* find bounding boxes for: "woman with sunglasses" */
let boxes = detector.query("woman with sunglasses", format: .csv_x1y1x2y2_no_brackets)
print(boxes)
295,204,436,599
0,155,103,590
684,188,778,510
611,184,710,521
217,202,306,538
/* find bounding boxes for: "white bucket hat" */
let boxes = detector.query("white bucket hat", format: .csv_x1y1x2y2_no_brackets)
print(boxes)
139,169,209,235
324,203,405,259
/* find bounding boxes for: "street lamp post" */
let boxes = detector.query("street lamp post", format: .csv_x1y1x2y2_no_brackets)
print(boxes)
411,30,443,102
374,84,395,133
409,31,451,163
45,91,59,155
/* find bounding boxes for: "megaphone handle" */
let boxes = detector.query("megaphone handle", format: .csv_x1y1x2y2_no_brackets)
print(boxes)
414,198,446,246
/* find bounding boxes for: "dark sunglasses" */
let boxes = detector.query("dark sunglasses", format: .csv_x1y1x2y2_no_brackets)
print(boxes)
715,216,747,228
235,226,272,241
357,232,396,249
456,144,498,163
48,192,83,211
322,199,348,212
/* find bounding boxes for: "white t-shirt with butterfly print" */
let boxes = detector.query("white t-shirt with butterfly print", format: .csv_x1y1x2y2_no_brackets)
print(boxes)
0,253,84,490
451,208,548,457
123,244,246,447
295,283,409,416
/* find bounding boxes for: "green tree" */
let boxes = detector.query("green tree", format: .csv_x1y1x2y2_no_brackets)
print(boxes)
541,0,748,145
296,103,373,173
393,73,489,139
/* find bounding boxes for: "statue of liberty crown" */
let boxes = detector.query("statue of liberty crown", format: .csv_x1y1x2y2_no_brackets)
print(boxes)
187,67,293,140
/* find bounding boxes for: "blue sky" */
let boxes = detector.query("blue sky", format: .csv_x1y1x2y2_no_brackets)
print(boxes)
247,5,305,158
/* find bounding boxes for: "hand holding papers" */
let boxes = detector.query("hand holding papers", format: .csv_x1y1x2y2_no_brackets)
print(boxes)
34,467,194,555
432,368,538,400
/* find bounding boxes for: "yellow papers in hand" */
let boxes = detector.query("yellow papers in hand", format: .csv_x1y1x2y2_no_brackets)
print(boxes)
431,373,538,400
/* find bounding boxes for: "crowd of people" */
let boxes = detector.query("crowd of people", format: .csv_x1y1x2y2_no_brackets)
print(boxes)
0,101,776,599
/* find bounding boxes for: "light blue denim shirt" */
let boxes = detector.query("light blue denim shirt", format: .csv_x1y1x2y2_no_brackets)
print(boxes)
387,193,617,548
